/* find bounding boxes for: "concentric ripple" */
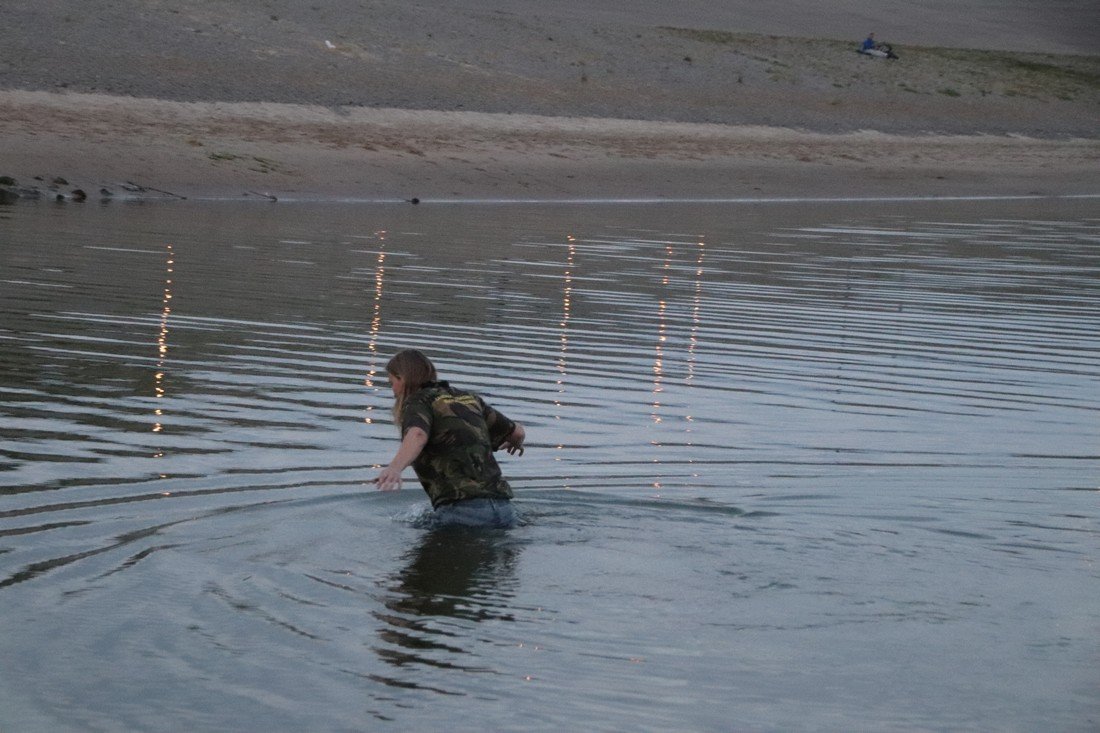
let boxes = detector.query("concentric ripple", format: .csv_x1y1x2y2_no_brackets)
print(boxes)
0,198,1097,731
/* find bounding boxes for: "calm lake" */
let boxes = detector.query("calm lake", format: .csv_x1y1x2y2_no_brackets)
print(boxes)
1,197,1097,732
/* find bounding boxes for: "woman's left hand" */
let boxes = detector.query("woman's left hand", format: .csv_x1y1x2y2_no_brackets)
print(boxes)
500,423,526,456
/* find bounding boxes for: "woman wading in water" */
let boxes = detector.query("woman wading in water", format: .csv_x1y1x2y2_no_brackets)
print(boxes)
375,349,526,528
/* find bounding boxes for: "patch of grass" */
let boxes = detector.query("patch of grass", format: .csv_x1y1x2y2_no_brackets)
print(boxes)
658,27,743,45
923,47,1100,94
208,153,284,174
1001,57,1100,88
655,25,1099,104
249,156,280,173
658,26,795,68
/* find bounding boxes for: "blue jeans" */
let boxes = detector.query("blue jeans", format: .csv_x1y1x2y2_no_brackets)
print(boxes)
431,498,518,529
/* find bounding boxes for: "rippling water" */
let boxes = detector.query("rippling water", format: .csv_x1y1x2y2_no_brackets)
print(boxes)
1,198,1097,731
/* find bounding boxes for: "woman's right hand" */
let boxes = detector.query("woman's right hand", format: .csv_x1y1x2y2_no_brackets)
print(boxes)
374,427,429,491
375,465,403,491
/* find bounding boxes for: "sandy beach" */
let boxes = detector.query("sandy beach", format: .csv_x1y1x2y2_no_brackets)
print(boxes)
2,1,1097,201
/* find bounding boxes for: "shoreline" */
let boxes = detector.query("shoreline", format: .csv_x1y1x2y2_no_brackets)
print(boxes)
2,89,1098,203
3,3,1097,204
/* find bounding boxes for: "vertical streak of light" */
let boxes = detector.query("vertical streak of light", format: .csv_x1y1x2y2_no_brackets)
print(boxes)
555,236,576,474
152,243,173,438
651,242,673,425
555,236,576,418
684,237,706,478
363,232,387,425
686,237,706,385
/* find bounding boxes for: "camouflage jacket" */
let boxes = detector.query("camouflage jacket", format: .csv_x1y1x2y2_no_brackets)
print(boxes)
400,381,516,507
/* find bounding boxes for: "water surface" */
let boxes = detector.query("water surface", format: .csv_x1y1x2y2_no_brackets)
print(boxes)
1,198,1097,731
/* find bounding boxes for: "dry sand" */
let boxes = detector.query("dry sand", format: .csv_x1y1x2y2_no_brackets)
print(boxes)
1,1,1097,202
3,89,1097,202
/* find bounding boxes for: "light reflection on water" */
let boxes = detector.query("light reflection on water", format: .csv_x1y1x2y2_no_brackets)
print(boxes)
0,199,1097,731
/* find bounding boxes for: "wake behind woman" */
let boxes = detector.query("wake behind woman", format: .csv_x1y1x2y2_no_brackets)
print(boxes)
375,349,526,528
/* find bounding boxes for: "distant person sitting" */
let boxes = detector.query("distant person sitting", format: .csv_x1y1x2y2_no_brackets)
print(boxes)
858,32,898,59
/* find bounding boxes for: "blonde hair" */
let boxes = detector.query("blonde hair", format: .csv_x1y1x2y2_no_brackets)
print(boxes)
386,349,438,423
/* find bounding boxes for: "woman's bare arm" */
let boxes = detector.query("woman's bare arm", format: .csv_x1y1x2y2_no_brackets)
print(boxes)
375,427,429,491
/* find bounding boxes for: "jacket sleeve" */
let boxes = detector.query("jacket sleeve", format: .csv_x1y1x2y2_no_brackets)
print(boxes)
401,391,435,436
479,396,517,450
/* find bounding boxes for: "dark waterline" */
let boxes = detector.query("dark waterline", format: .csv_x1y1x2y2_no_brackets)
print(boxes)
0,198,1097,731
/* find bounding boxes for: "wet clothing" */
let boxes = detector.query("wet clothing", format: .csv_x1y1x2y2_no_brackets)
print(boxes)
400,381,516,509
431,497,518,528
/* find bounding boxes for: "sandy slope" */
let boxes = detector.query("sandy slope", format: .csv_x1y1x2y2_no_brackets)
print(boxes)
3,89,1095,202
